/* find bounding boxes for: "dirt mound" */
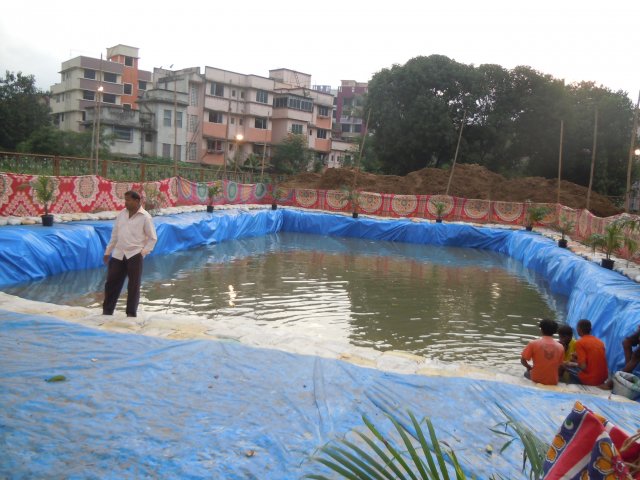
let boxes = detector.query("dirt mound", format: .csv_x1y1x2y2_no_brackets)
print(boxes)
281,164,621,218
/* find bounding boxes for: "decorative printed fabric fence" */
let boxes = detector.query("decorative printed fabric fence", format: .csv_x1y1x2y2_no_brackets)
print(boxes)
0,172,632,243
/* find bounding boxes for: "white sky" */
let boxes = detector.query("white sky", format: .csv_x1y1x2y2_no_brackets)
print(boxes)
1,0,639,102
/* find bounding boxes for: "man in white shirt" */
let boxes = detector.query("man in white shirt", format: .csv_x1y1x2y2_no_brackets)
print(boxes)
102,190,158,317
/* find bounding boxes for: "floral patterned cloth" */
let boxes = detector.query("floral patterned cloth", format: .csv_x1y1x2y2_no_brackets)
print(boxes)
543,401,640,479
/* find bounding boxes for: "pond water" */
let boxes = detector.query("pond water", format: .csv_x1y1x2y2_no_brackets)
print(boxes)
5,232,568,376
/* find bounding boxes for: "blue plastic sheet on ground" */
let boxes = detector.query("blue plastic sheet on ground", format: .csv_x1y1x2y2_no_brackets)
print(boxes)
2,209,640,478
1,310,639,479
1,208,640,373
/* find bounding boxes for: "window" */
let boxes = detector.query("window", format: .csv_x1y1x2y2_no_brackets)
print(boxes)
209,111,223,123
83,90,95,101
84,69,96,80
188,114,198,132
123,83,132,95
162,143,171,158
102,93,116,104
190,84,198,106
113,126,132,141
309,130,313,136
124,56,134,67
317,129,328,139
188,142,197,161
175,145,182,161
103,72,117,83
231,118,235,125
256,90,268,104
291,124,303,134
273,96,313,112
354,124,362,133
239,118,243,126
231,89,236,97
341,124,351,133
176,112,183,128
138,80,147,91
144,133,152,142
255,117,267,129
318,105,329,116
207,139,223,152
210,82,224,97
81,111,86,122
123,104,132,110
164,109,172,127
240,91,245,99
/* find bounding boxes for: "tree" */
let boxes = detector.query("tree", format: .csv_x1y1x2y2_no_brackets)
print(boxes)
0,71,51,151
366,55,478,175
17,127,94,157
270,133,311,174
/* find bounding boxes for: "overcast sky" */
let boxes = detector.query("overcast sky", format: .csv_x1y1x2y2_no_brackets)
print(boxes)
1,0,638,102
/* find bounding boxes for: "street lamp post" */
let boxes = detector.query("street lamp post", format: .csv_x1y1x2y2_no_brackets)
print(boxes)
234,134,243,173
94,85,104,175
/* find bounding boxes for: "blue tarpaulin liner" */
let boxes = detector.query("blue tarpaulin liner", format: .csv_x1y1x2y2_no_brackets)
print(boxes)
2,310,640,479
1,208,638,372
2,208,640,478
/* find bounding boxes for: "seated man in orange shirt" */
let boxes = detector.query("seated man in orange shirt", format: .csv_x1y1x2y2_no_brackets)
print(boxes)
521,318,565,385
565,319,609,386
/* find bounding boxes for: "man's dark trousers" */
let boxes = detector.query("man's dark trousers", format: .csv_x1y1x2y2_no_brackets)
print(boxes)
103,253,143,317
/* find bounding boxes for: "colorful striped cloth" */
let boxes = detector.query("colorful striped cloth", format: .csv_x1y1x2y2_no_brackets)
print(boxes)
543,401,640,479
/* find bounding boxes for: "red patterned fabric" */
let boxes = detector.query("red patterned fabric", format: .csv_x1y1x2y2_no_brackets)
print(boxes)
543,401,640,479
0,172,635,249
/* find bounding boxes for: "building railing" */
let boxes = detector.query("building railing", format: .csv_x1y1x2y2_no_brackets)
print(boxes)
0,152,284,184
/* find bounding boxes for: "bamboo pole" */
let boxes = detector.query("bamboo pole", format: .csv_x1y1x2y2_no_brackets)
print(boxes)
586,107,598,212
556,119,564,205
445,110,466,196
625,90,640,211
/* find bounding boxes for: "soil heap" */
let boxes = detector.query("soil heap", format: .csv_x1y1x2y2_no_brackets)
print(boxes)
281,164,622,218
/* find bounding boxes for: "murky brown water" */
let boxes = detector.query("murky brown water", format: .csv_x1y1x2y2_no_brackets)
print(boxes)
5,233,567,375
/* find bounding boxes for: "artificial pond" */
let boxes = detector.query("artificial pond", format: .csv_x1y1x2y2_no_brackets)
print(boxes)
1,208,640,478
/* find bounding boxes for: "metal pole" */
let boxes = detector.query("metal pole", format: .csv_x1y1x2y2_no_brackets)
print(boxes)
556,119,564,205
173,75,178,177
95,87,102,174
446,110,466,196
586,107,598,211
625,90,640,211
260,111,270,182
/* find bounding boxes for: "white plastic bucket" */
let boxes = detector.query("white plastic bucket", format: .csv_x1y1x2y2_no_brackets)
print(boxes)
612,371,640,400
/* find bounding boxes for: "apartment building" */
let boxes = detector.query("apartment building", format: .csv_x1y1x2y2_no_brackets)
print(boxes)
50,45,366,170
50,45,153,158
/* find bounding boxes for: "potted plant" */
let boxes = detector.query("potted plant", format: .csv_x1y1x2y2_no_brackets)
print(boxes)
587,221,625,269
340,185,360,218
270,186,288,210
525,204,551,231
432,201,446,223
554,215,576,248
142,184,162,216
32,176,56,226
206,183,222,213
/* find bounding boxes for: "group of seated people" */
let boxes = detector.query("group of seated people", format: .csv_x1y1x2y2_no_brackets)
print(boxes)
520,318,640,387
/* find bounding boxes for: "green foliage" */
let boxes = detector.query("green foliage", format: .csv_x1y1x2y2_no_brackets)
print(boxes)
491,406,549,479
271,133,312,174
432,201,446,218
206,182,222,204
340,185,360,212
587,221,626,260
17,126,96,157
307,411,470,480
365,56,635,198
142,183,162,215
525,205,551,228
554,214,576,240
31,175,56,215
0,71,51,151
